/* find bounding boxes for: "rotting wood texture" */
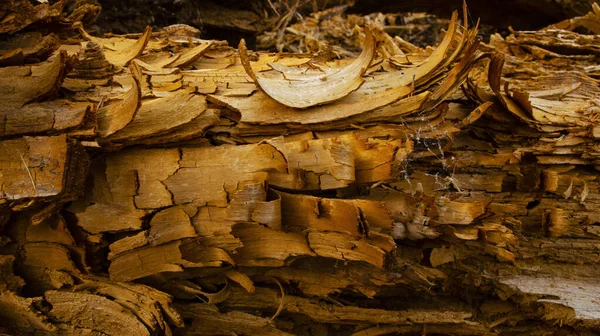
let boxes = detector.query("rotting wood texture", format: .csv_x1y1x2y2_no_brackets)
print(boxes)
1,1,600,335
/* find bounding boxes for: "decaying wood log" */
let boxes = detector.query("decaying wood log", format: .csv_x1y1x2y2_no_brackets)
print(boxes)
1,0,600,335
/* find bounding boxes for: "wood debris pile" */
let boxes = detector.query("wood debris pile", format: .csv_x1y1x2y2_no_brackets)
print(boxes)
0,1,599,335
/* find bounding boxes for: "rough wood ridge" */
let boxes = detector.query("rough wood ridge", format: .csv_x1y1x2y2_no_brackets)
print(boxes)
0,0,599,335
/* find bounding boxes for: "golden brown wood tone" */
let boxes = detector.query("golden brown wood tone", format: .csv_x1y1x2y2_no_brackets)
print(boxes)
1,1,599,335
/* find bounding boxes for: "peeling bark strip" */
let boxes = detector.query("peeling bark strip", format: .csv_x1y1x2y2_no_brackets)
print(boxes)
1,0,600,335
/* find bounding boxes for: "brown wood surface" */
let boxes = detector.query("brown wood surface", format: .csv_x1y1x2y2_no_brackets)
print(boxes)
0,1,599,335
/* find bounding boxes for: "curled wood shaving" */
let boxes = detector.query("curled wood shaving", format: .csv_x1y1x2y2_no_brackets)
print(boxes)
268,277,285,321
563,178,574,199
456,101,494,128
76,23,152,67
224,270,256,293
96,62,142,137
186,280,231,304
239,27,375,109
580,181,589,203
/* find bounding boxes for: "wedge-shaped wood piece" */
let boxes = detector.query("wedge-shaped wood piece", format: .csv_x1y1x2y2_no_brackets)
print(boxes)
239,28,374,108
97,63,142,137
133,108,220,146
108,231,149,260
104,87,207,144
78,25,152,67
146,70,183,96
1,100,91,137
281,193,364,237
0,50,68,109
